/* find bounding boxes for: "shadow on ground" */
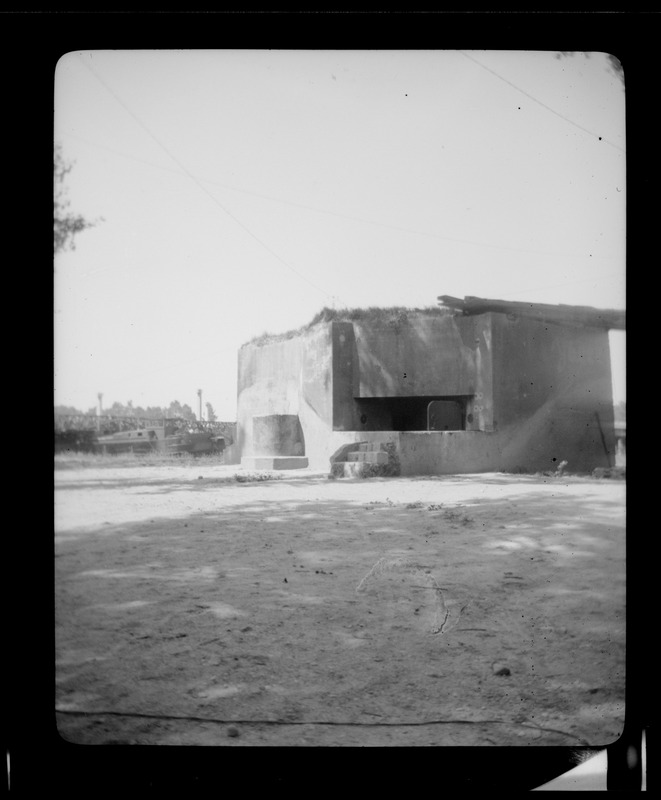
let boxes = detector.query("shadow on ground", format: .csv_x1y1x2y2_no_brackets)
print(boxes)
55,472,625,757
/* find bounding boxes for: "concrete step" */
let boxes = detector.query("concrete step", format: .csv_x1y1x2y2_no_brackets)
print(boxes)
329,440,399,479
331,462,376,479
346,450,389,465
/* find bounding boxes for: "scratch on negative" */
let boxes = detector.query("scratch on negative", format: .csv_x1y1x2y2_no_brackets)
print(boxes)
431,609,451,635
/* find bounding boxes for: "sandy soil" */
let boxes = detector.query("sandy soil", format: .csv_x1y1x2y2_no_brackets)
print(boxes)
54,462,626,749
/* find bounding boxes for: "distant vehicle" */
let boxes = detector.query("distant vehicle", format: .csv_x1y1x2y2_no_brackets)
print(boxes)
95,418,225,456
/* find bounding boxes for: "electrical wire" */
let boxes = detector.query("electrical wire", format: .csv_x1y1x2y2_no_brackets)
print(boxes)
55,707,589,743
71,50,625,275
77,55,342,306
62,130,621,264
458,51,625,153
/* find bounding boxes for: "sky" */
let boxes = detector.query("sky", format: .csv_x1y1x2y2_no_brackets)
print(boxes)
54,49,626,421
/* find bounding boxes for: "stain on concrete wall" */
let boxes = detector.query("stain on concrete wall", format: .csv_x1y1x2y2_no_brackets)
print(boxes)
489,314,615,470
353,315,478,398
252,414,305,457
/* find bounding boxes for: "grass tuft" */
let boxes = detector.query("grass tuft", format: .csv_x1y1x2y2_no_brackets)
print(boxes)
243,305,450,347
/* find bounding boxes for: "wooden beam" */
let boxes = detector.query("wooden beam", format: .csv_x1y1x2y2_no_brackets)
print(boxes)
437,295,625,330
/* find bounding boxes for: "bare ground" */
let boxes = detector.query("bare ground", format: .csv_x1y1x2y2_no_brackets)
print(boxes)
54,462,626,750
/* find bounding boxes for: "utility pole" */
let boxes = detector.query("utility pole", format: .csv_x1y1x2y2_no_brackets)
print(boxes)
197,389,203,422
97,393,103,431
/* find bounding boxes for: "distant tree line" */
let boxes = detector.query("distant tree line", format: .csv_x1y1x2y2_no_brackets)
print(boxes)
56,400,206,423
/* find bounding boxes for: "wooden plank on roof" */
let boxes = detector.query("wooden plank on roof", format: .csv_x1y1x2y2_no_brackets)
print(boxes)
437,295,625,330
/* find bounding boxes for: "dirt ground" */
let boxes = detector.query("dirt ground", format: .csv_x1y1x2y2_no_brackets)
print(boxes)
54,462,626,750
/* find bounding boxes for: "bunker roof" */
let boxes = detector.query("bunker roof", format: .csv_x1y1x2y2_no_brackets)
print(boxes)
438,295,625,330
243,295,625,348
243,305,449,347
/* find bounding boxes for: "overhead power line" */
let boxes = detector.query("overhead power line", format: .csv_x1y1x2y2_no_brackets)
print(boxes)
63,130,620,265
459,51,625,153
77,55,342,306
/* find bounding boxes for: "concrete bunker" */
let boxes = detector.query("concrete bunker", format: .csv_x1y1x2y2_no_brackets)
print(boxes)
236,297,624,475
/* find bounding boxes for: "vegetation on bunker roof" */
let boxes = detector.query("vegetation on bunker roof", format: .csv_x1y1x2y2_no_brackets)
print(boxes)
243,305,452,347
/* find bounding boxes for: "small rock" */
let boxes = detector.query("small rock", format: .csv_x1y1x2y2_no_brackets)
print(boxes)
198,476,204,480
227,726,240,738
492,662,511,676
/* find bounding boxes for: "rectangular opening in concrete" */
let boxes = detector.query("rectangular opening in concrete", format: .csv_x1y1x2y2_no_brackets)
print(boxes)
427,399,466,431
354,396,470,432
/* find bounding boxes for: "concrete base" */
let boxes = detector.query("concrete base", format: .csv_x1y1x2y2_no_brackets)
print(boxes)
241,456,309,471
329,440,400,479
